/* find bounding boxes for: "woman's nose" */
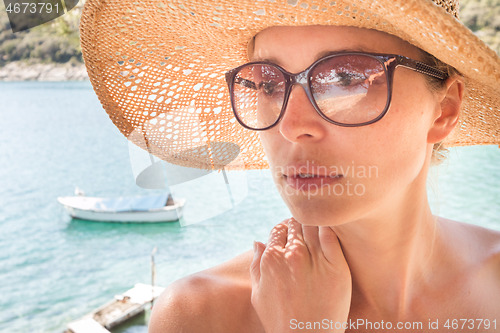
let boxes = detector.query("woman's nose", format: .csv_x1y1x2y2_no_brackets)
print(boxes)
278,85,327,143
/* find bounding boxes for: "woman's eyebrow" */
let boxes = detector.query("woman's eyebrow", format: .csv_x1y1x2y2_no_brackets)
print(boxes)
252,47,373,65
250,54,280,64
315,47,373,59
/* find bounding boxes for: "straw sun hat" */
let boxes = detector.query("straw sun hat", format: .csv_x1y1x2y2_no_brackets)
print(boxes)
80,0,500,170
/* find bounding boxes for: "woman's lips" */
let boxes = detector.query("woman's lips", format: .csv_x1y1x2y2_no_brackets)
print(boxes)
284,173,343,191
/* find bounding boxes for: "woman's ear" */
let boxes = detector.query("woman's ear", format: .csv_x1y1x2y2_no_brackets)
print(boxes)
427,75,465,144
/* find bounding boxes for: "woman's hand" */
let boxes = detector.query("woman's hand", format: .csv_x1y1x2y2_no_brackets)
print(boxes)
250,218,352,333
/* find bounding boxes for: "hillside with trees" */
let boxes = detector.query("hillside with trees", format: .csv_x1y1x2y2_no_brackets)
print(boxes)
0,0,498,68
0,1,83,66
461,0,500,54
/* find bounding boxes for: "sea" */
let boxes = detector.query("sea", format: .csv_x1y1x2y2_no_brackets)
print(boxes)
0,81,498,332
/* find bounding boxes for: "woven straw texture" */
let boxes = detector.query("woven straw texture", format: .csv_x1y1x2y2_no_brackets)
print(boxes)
80,0,500,170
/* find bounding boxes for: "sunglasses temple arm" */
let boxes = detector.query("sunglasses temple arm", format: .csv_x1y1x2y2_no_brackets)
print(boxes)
395,55,448,80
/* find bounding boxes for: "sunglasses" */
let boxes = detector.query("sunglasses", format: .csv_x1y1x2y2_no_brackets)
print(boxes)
225,52,448,130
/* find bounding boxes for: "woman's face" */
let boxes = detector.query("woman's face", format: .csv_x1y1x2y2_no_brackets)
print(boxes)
253,26,442,226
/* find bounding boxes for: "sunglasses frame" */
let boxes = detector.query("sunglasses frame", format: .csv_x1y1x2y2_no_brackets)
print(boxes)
225,52,448,130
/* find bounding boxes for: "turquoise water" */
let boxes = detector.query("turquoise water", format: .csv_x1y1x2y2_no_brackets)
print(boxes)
0,81,498,332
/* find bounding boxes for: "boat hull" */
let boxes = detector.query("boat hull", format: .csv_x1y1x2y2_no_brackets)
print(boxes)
58,197,185,223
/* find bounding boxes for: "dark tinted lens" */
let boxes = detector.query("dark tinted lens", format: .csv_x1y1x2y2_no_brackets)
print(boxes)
231,64,286,130
310,55,388,125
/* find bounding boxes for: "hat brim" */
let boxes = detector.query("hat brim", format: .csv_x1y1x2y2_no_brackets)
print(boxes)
80,0,500,170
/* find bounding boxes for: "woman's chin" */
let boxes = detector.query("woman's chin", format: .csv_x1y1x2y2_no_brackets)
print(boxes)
285,197,356,227
277,177,373,226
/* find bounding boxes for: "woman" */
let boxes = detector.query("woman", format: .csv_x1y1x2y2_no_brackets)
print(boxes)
79,0,500,332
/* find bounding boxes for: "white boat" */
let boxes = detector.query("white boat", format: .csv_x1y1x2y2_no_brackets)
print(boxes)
58,193,185,223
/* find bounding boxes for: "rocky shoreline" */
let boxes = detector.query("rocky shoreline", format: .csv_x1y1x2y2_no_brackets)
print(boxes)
0,62,88,81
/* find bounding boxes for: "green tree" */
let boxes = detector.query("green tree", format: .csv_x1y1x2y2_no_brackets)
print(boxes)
461,0,500,53
0,1,83,66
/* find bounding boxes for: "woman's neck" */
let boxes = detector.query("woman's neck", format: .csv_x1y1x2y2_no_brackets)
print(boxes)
332,180,439,319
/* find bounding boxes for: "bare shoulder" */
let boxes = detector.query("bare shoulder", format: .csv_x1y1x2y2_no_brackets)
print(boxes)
438,217,500,253
438,217,500,311
465,221,500,276
149,249,263,333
